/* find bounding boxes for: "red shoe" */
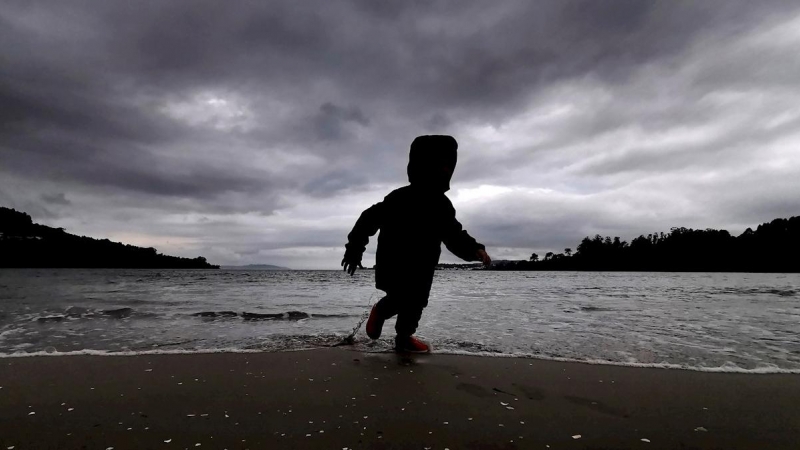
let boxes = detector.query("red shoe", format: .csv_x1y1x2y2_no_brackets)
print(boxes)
395,335,430,353
365,304,384,340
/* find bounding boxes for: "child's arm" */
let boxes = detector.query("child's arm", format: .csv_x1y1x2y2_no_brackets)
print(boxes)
442,208,490,266
342,201,385,275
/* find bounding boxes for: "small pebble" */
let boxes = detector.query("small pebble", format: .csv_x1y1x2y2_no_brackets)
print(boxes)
572,435,582,439
641,438,651,443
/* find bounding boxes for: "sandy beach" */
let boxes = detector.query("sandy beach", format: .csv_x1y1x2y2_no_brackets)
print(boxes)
1,349,799,449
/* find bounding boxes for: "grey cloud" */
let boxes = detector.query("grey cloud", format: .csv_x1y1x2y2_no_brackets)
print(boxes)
302,170,368,198
40,192,70,205
313,102,370,140
425,113,451,132
319,103,369,127
1,0,799,267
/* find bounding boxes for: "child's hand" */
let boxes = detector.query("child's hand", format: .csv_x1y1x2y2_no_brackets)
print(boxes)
341,256,364,276
477,249,491,266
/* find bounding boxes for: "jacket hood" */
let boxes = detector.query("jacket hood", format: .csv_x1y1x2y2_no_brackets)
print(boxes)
407,135,458,192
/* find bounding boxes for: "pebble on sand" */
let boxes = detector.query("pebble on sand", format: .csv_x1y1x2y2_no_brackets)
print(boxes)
572,435,582,439
641,438,651,443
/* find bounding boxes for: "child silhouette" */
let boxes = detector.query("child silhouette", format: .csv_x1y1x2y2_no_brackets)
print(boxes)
342,135,491,352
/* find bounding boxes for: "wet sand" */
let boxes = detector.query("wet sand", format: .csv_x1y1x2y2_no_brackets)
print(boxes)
1,349,799,449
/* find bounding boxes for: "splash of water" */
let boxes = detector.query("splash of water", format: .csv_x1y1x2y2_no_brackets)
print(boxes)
333,294,374,347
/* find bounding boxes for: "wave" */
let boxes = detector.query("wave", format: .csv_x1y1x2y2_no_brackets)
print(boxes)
34,307,142,323
713,287,797,297
194,311,357,321
27,307,358,324
2,335,799,374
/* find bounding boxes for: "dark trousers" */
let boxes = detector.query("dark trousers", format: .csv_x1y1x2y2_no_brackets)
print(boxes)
374,290,429,339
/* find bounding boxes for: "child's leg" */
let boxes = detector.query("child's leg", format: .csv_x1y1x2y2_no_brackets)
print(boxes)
366,294,400,340
374,294,401,320
394,292,429,339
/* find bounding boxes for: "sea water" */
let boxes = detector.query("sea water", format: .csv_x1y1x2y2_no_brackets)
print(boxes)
0,269,798,373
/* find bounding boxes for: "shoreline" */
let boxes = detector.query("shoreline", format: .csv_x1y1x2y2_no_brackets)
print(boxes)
2,348,799,449
2,346,799,375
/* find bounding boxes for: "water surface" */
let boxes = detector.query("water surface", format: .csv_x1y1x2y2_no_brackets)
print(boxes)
0,269,798,372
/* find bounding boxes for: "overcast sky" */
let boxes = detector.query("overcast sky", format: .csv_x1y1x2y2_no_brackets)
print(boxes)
2,1,799,269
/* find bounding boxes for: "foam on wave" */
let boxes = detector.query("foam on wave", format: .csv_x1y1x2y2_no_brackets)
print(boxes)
2,339,799,374
28,308,358,323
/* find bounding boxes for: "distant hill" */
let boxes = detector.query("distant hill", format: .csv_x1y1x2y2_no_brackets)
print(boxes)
0,207,218,269
492,215,800,273
221,264,290,270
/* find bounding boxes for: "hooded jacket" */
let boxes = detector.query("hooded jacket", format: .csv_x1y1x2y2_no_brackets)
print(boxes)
345,135,485,295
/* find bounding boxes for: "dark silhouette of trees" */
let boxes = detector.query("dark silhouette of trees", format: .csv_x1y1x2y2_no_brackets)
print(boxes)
0,207,218,268
529,253,539,262
489,215,800,273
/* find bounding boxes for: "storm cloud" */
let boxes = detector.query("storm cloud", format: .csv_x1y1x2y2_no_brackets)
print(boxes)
1,0,799,268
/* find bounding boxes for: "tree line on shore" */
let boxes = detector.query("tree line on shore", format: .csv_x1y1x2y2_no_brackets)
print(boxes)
491,215,800,273
0,207,218,269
